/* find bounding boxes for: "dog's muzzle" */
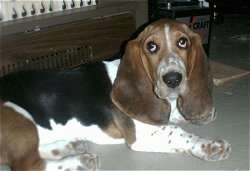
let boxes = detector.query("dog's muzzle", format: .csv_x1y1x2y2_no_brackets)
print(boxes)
155,55,187,100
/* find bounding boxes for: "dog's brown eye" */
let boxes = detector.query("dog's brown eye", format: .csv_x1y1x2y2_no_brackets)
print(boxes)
147,41,159,53
177,37,188,49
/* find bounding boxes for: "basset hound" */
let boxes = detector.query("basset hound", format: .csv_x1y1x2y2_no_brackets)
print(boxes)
0,19,231,171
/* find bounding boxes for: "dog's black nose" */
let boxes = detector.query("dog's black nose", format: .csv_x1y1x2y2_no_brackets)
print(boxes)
162,72,182,88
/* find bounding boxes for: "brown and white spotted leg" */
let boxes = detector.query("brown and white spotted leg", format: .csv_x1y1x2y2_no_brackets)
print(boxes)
39,139,89,160
130,120,231,161
45,152,98,171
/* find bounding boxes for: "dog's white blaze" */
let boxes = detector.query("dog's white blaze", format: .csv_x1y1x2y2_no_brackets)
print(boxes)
164,25,172,52
104,59,120,84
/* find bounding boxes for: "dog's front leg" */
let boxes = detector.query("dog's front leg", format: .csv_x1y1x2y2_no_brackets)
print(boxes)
39,139,90,160
45,153,98,171
130,120,231,161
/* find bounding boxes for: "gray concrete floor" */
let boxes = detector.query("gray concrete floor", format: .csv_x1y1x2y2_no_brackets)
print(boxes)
88,15,250,170
1,15,249,170
210,15,250,70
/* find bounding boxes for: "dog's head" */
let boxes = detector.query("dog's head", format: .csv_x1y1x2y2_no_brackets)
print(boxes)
112,19,214,125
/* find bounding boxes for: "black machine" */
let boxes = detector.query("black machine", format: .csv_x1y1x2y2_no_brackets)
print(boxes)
149,0,213,56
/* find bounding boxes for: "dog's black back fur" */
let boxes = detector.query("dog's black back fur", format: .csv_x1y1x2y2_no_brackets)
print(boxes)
0,62,114,129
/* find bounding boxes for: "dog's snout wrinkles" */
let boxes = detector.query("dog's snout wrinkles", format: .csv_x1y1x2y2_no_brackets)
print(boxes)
162,72,182,88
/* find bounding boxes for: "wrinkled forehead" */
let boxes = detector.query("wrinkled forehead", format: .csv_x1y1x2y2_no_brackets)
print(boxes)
158,20,189,37
139,19,189,41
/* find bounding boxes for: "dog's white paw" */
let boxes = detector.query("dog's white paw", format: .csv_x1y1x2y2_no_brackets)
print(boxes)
45,153,98,171
191,139,231,161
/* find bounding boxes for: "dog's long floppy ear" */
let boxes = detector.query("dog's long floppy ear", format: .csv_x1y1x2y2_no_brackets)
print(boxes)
177,32,213,120
111,40,171,125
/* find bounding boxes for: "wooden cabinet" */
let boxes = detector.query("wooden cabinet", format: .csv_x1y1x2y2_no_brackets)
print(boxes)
0,2,145,76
